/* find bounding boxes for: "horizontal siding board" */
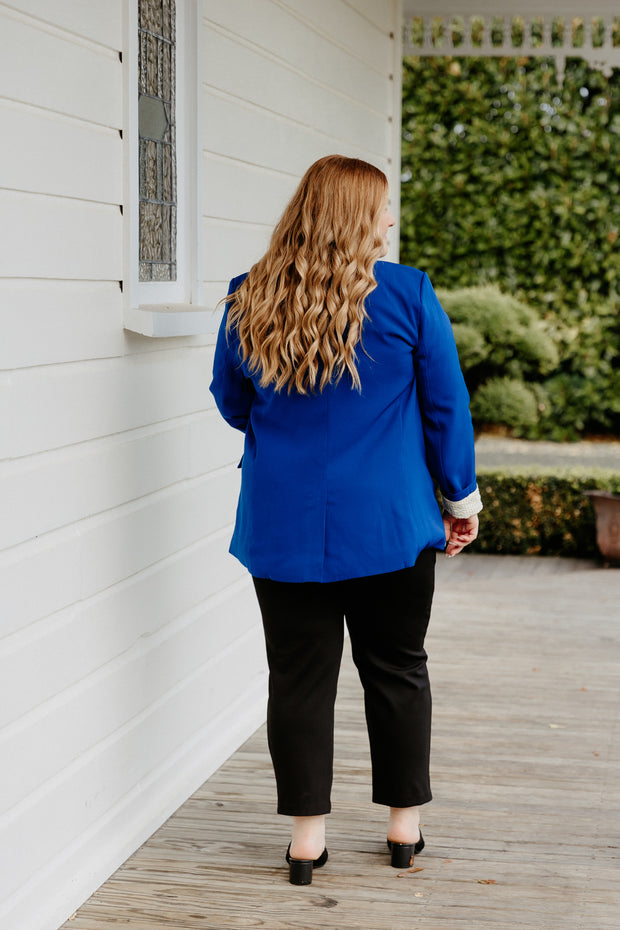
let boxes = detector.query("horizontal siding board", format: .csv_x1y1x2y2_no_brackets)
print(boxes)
1,591,264,812
0,281,123,370
0,670,266,930
347,0,396,33
203,29,388,153
2,0,123,50
0,468,242,636
201,281,230,311
0,624,266,903
203,154,298,225
0,101,122,203
0,282,216,370
0,191,122,281
205,0,389,111
0,544,248,730
283,0,392,71
0,4,401,929
202,88,390,179
0,347,215,460
202,218,271,282
0,11,122,127
0,411,241,551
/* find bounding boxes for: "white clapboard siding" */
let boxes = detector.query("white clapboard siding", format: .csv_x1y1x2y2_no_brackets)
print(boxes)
203,154,299,226
0,100,122,203
0,281,215,370
0,191,122,280
0,9,121,127
202,89,391,179
0,607,266,916
2,0,123,50
202,217,273,283
0,347,215,459
0,466,242,637
1,657,266,930
0,411,241,551
203,28,388,156
205,0,390,113
283,0,393,71
348,0,395,32
1,580,263,812
0,537,247,729
0,281,125,370
0,3,402,928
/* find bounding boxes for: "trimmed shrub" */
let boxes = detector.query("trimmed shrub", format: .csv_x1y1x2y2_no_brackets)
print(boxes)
470,377,540,430
470,467,620,557
437,285,558,433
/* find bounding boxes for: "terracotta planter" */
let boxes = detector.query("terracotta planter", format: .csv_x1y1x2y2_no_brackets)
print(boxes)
585,491,620,564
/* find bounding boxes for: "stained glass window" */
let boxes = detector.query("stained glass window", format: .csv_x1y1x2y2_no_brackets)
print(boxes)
138,0,176,282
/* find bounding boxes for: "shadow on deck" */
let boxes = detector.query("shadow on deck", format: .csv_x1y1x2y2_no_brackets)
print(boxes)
63,555,620,930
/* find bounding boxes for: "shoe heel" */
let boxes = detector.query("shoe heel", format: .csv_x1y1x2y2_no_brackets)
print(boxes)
390,842,414,869
289,858,314,885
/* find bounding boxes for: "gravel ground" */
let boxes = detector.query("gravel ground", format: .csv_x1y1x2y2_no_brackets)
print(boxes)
475,435,620,471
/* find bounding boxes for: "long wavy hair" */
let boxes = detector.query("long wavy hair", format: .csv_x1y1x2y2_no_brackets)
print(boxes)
225,155,389,394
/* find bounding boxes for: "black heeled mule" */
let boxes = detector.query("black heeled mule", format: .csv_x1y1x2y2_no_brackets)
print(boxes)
387,831,425,868
286,843,328,885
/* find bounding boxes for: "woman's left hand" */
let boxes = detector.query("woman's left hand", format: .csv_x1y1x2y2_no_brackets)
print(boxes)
443,513,479,557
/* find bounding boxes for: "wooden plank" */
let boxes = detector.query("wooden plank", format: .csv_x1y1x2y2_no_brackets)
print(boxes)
1,610,266,813
348,0,398,34
205,0,390,111
0,281,215,369
0,281,122,369
2,0,123,50
0,10,121,127
0,546,250,730
0,411,241,550
203,154,298,226
203,28,388,155
0,663,268,915
0,467,242,635
283,0,393,72
202,87,390,179
0,100,122,203
0,346,215,460
202,217,271,283
58,557,620,930
0,190,122,281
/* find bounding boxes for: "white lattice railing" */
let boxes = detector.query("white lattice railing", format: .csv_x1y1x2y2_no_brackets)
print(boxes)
403,5,620,84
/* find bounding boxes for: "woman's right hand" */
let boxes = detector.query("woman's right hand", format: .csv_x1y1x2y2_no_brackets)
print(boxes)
443,513,479,558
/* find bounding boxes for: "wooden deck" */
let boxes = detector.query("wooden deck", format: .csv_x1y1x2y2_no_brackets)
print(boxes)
62,555,620,930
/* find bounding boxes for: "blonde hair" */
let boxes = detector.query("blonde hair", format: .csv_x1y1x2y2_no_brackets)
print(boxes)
225,155,388,394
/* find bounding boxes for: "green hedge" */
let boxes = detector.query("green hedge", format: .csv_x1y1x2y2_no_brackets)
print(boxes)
469,468,620,557
401,54,620,438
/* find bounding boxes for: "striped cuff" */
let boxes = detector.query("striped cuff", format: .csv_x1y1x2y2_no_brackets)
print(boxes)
441,485,483,518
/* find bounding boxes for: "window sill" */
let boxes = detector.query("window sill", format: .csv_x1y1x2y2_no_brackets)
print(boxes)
124,304,222,337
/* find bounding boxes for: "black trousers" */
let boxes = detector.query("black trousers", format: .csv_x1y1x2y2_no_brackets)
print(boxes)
252,548,436,816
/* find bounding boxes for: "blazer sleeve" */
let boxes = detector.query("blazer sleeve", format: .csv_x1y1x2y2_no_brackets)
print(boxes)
414,273,482,517
209,279,255,433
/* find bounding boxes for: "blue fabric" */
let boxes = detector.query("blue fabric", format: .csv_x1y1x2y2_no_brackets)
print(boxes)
210,261,477,582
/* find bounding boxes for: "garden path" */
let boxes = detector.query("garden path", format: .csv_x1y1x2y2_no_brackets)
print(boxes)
476,435,620,471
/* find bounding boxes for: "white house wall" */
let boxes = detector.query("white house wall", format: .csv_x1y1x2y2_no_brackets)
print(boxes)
201,0,402,305
0,1,402,928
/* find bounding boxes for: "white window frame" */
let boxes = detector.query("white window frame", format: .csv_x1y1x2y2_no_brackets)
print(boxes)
123,0,211,335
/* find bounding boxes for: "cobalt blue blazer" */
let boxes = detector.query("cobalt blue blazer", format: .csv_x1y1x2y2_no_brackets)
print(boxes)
210,260,479,582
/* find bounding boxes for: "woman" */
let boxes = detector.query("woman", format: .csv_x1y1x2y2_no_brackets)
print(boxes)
210,155,481,885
